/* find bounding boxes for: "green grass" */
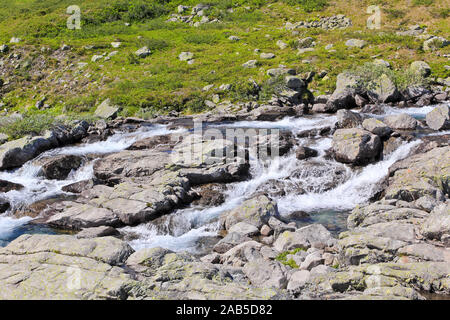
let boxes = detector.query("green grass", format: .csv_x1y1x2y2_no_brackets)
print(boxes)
0,0,448,132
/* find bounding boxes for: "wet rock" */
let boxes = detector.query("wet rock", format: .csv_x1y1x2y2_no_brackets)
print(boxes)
386,146,450,201
220,195,279,230
332,128,382,165
192,183,226,207
426,105,450,131
243,259,288,289
0,198,10,213
362,118,392,138
76,226,120,239
336,109,363,129
37,155,84,180
295,146,318,160
0,234,134,299
384,114,417,130
0,179,24,193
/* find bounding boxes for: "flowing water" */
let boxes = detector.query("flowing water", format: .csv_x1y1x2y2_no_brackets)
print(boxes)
0,103,448,252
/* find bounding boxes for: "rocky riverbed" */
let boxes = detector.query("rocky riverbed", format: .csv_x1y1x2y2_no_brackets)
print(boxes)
0,94,449,299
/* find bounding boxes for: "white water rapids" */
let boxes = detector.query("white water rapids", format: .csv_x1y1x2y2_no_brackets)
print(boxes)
0,103,448,251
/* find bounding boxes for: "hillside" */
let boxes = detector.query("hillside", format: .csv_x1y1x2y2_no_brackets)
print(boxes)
0,0,449,135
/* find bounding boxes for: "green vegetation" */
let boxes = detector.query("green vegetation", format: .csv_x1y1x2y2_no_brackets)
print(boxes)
276,248,306,268
0,0,448,138
0,113,60,140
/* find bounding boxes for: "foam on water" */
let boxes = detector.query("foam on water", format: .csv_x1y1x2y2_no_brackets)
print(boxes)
0,216,32,242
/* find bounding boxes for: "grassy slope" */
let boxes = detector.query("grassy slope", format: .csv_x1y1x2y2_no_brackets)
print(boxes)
0,0,448,125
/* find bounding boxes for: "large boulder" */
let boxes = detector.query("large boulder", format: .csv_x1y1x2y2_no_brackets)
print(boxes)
0,234,135,299
410,61,431,77
220,195,279,230
386,146,450,201
332,128,382,165
362,118,392,138
243,259,288,289
383,114,418,130
426,105,450,131
325,89,357,112
367,74,400,103
37,155,84,180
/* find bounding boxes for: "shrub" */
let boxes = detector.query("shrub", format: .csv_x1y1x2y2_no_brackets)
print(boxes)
283,0,329,12
0,113,60,140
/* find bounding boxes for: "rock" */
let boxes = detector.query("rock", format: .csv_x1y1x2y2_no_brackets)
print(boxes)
332,128,381,165
178,52,194,61
296,146,318,160
421,202,450,241
287,270,311,291
0,133,56,170
276,40,288,49
336,109,363,128
37,155,84,180
0,179,24,193
0,133,8,145
415,196,439,213
91,55,103,62
47,203,121,230
228,222,260,236
345,39,366,48
260,53,275,59
243,259,288,289
373,59,391,68
273,231,309,252
285,76,305,90
362,118,392,138
300,251,325,270
326,89,357,112
10,37,21,44
228,36,240,41
423,36,449,51
397,243,449,262
249,105,296,121
193,183,226,207
410,61,431,77
242,60,258,68
62,179,95,194
213,232,252,254
76,226,120,239
0,44,9,53
260,225,273,237
0,234,134,299
384,114,417,130
267,67,296,77
134,46,151,58
386,147,450,201
111,42,121,48
220,195,279,230
426,105,450,131
0,198,10,213
368,74,400,103
94,99,120,119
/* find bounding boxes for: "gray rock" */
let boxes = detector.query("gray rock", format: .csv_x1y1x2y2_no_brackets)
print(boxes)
362,118,392,138
134,46,151,58
0,179,24,193
421,202,450,241
367,74,400,103
423,36,449,51
178,52,194,61
332,128,382,165
220,195,279,230
410,61,431,77
260,53,276,59
76,226,120,239
287,270,310,291
326,89,357,112
384,114,417,130
228,222,260,236
243,259,288,289
397,243,449,262
345,39,366,48
296,146,318,160
336,109,363,128
426,105,450,131
94,99,120,119
300,251,324,270
242,60,258,68
213,232,252,254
